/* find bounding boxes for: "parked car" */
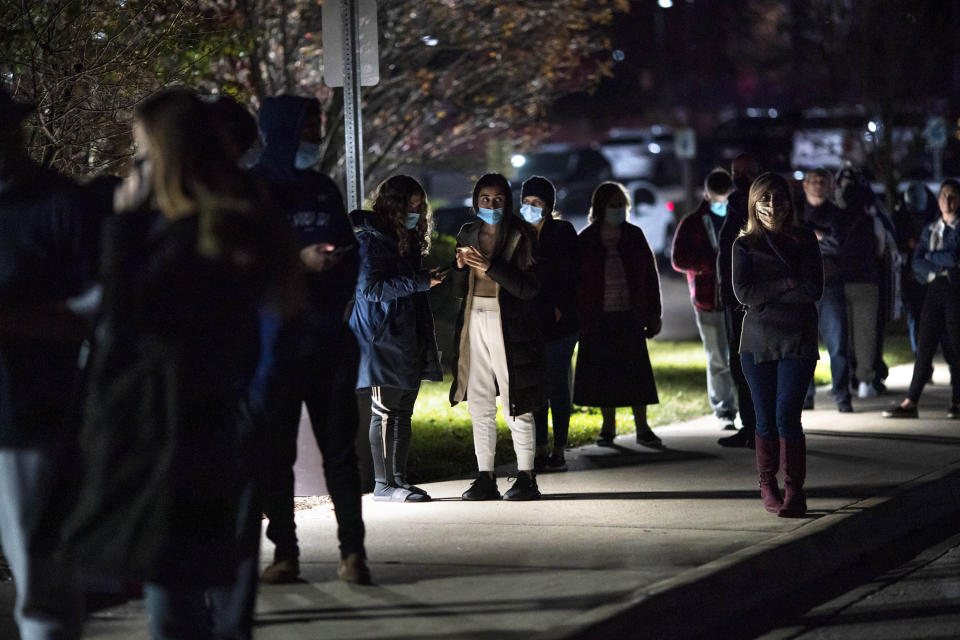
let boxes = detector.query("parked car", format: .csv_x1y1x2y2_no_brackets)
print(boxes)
512,144,612,218
625,179,686,260
600,126,682,185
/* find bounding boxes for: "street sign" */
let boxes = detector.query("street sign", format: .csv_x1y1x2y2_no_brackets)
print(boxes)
674,127,696,159
322,0,379,88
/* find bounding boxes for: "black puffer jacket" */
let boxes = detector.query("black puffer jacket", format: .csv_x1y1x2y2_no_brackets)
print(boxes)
535,216,579,340
448,214,548,416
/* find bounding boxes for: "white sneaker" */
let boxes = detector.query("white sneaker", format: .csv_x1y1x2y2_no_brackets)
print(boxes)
858,381,877,398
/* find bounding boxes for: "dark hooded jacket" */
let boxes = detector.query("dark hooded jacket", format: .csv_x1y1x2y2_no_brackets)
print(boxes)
349,209,442,390
249,96,358,407
0,163,92,448
448,214,548,417
252,95,357,328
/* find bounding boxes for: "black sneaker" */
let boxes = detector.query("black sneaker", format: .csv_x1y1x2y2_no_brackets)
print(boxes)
545,453,567,472
503,472,541,501
533,453,548,472
948,405,960,419
596,432,616,447
882,403,918,418
718,428,755,448
635,426,663,448
461,473,500,500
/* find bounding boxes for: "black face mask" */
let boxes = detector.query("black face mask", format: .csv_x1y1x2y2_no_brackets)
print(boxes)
734,176,753,193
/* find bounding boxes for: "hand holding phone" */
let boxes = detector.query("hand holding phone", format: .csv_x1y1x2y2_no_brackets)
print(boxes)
428,266,449,288
300,242,353,273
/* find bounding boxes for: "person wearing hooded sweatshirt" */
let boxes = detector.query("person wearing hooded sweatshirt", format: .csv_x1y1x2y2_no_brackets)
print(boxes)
519,176,579,473
0,87,89,640
251,95,369,585
449,173,547,501
349,175,446,503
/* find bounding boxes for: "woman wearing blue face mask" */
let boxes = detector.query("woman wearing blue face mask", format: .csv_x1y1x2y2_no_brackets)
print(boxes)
449,173,547,501
349,175,447,502
575,181,663,448
520,176,580,472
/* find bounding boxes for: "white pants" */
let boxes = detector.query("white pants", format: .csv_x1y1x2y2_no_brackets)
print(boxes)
0,449,82,640
467,297,535,472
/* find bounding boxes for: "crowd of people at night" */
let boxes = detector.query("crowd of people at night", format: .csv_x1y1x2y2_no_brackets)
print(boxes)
1,84,957,639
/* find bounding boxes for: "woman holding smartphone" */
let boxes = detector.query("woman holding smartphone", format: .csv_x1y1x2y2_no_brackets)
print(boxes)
449,173,547,501
732,172,823,517
350,175,446,502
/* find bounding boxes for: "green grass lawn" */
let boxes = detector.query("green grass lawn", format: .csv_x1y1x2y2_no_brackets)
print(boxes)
406,332,916,483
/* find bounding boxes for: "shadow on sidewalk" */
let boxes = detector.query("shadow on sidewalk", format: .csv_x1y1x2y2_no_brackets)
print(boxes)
805,429,960,445
255,583,624,627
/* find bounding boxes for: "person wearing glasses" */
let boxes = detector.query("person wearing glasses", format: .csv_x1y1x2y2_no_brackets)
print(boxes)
732,173,823,518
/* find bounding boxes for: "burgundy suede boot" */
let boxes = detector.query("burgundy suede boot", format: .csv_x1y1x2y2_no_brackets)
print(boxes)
779,435,807,517
754,435,782,513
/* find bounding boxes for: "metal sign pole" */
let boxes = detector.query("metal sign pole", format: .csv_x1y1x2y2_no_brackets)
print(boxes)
341,0,364,211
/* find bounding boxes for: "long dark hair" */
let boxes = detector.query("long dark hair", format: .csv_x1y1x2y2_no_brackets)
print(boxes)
370,174,432,255
471,172,535,269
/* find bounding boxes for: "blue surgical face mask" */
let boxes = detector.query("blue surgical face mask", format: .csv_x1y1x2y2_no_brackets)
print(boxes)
294,140,320,170
519,203,543,223
405,212,420,229
604,207,627,225
710,201,728,217
477,207,504,225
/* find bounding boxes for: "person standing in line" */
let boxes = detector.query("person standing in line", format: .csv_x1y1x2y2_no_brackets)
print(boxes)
893,182,939,355
883,179,960,419
0,86,89,640
350,175,446,502
715,153,760,448
733,172,823,518
575,181,662,448
798,168,853,413
835,178,884,399
66,88,293,639
672,168,738,431
251,95,369,585
449,173,547,501
520,176,579,473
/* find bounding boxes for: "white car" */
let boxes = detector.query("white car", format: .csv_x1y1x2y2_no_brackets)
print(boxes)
625,180,686,259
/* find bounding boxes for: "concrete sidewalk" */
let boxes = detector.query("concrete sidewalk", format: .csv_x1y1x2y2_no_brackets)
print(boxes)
37,364,960,638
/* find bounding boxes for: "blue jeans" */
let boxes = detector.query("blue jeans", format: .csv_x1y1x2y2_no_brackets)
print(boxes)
534,332,578,449
807,280,850,405
741,353,816,440
0,449,82,640
145,583,212,640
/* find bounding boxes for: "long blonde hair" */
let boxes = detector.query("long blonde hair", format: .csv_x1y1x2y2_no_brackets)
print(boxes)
742,172,799,240
135,89,256,261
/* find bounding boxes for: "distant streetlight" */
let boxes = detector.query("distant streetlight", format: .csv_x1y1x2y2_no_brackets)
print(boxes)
658,0,673,7
511,154,526,168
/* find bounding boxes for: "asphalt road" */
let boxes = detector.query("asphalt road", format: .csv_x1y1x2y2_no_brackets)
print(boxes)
744,522,960,640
